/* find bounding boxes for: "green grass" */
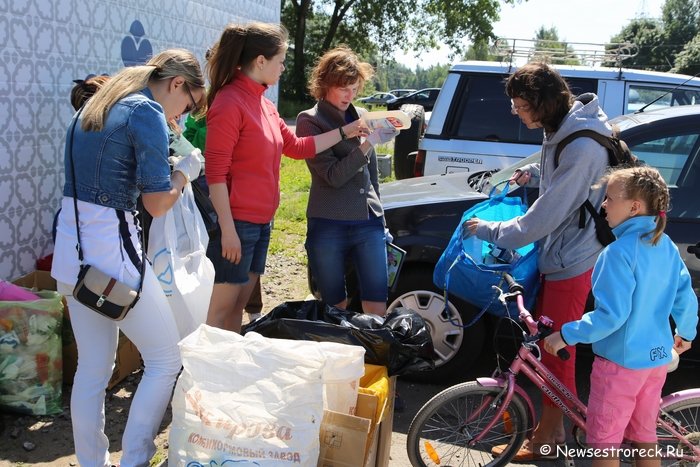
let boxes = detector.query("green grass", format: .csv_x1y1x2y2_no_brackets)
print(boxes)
271,141,395,259
270,157,311,261
150,449,167,466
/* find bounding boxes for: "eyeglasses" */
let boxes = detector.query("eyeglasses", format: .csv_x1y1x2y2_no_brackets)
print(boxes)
183,81,199,114
510,99,531,115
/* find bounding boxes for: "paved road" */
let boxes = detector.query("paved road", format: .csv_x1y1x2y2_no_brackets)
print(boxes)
387,348,700,466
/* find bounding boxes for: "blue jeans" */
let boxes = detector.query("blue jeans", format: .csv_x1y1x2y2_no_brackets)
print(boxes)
207,220,271,284
306,217,388,305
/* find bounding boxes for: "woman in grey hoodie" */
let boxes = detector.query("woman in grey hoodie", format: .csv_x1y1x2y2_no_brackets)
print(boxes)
466,62,611,460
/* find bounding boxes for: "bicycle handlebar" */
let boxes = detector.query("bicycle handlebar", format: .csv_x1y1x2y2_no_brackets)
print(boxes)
502,273,570,361
503,272,524,295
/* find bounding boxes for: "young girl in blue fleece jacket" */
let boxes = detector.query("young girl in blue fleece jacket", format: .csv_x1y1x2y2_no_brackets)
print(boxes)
544,166,697,467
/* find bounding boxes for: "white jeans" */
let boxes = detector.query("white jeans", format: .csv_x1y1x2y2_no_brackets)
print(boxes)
59,263,181,467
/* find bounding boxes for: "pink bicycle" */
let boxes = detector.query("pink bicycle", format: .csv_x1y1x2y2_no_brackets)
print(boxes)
407,273,700,466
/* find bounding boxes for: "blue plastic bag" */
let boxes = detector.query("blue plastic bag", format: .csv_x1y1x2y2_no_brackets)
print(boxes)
433,183,540,318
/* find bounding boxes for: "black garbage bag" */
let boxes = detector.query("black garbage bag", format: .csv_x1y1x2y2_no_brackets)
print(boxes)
241,300,435,376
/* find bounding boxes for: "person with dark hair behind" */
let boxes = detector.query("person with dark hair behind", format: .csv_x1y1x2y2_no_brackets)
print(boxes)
70,74,110,111
465,62,612,460
203,22,370,333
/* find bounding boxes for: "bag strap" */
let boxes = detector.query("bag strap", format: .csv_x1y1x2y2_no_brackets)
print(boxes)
555,130,611,231
578,199,598,228
488,178,529,207
68,110,145,295
554,130,616,169
487,179,510,200
443,247,491,328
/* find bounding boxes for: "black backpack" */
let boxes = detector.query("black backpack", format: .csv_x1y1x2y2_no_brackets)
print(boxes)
554,129,641,246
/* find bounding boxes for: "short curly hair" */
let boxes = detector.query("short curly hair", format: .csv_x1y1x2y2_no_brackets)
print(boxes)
307,46,374,100
505,62,573,133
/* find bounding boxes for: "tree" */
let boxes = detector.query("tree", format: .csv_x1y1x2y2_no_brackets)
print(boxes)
662,0,700,59
282,0,516,100
462,38,507,61
532,26,580,65
672,34,700,75
605,18,667,70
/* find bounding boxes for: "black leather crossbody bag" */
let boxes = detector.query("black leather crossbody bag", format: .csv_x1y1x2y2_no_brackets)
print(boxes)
67,110,145,320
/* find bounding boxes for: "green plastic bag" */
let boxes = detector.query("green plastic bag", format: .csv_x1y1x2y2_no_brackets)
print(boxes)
0,290,64,415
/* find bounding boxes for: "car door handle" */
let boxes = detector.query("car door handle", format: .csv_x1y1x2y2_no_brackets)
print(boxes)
688,243,700,259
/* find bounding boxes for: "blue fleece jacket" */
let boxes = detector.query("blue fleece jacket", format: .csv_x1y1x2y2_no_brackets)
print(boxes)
561,216,698,369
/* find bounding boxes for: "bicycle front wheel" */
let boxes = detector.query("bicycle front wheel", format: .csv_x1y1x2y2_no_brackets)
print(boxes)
658,396,700,466
407,381,529,467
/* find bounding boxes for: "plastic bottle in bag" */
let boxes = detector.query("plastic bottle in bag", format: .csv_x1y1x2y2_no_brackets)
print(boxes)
462,234,483,262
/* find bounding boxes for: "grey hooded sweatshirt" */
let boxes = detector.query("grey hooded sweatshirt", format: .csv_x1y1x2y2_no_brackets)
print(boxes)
475,93,612,280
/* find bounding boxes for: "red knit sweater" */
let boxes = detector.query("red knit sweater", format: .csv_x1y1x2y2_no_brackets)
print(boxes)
205,72,316,223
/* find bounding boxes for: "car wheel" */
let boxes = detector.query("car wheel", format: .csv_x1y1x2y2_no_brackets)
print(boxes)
387,266,486,383
393,104,425,180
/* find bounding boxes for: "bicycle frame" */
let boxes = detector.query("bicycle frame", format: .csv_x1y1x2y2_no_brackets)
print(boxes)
467,292,700,461
470,339,587,445
658,389,700,460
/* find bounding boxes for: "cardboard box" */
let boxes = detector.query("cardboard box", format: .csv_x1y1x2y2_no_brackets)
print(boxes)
318,375,396,467
11,269,58,292
10,270,141,388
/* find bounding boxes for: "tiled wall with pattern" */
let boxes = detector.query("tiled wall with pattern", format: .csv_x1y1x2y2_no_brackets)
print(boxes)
0,0,280,280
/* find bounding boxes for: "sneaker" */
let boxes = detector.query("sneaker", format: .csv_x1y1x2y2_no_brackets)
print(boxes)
247,312,262,322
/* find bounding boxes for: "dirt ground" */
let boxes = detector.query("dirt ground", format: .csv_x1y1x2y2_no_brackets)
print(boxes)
0,250,310,467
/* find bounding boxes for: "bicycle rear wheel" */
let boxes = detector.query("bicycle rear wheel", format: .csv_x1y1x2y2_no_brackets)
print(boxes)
407,381,529,467
658,396,700,466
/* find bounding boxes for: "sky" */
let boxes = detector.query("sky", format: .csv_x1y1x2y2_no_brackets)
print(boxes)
393,0,666,68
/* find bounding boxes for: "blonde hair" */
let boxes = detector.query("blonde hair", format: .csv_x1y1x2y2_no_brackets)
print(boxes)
81,49,205,131
599,166,670,245
207,22,288,108
308,46,374,100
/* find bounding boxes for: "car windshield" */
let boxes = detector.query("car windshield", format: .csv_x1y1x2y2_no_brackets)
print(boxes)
476,151,542,193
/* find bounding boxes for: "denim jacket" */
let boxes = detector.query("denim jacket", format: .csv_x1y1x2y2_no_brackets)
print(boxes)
63,88,172,211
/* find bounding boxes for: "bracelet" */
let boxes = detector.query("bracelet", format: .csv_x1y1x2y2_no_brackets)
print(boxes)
338,126,347,140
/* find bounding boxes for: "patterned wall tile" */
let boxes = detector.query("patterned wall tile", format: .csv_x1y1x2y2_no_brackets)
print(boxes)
0,0,281,280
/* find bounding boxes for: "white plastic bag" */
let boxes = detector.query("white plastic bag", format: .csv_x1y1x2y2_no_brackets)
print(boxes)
170,326,358,466
148,184,214,339
318,342,365,415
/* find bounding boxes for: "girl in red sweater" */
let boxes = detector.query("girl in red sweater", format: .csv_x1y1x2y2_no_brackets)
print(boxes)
204,22,369,332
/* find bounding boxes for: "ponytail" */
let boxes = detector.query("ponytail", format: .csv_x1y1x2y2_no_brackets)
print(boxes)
206,25,247,108
207,22,289,108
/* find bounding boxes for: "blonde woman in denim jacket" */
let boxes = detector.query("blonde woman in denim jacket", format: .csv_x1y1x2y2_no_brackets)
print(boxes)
51,49,205,467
